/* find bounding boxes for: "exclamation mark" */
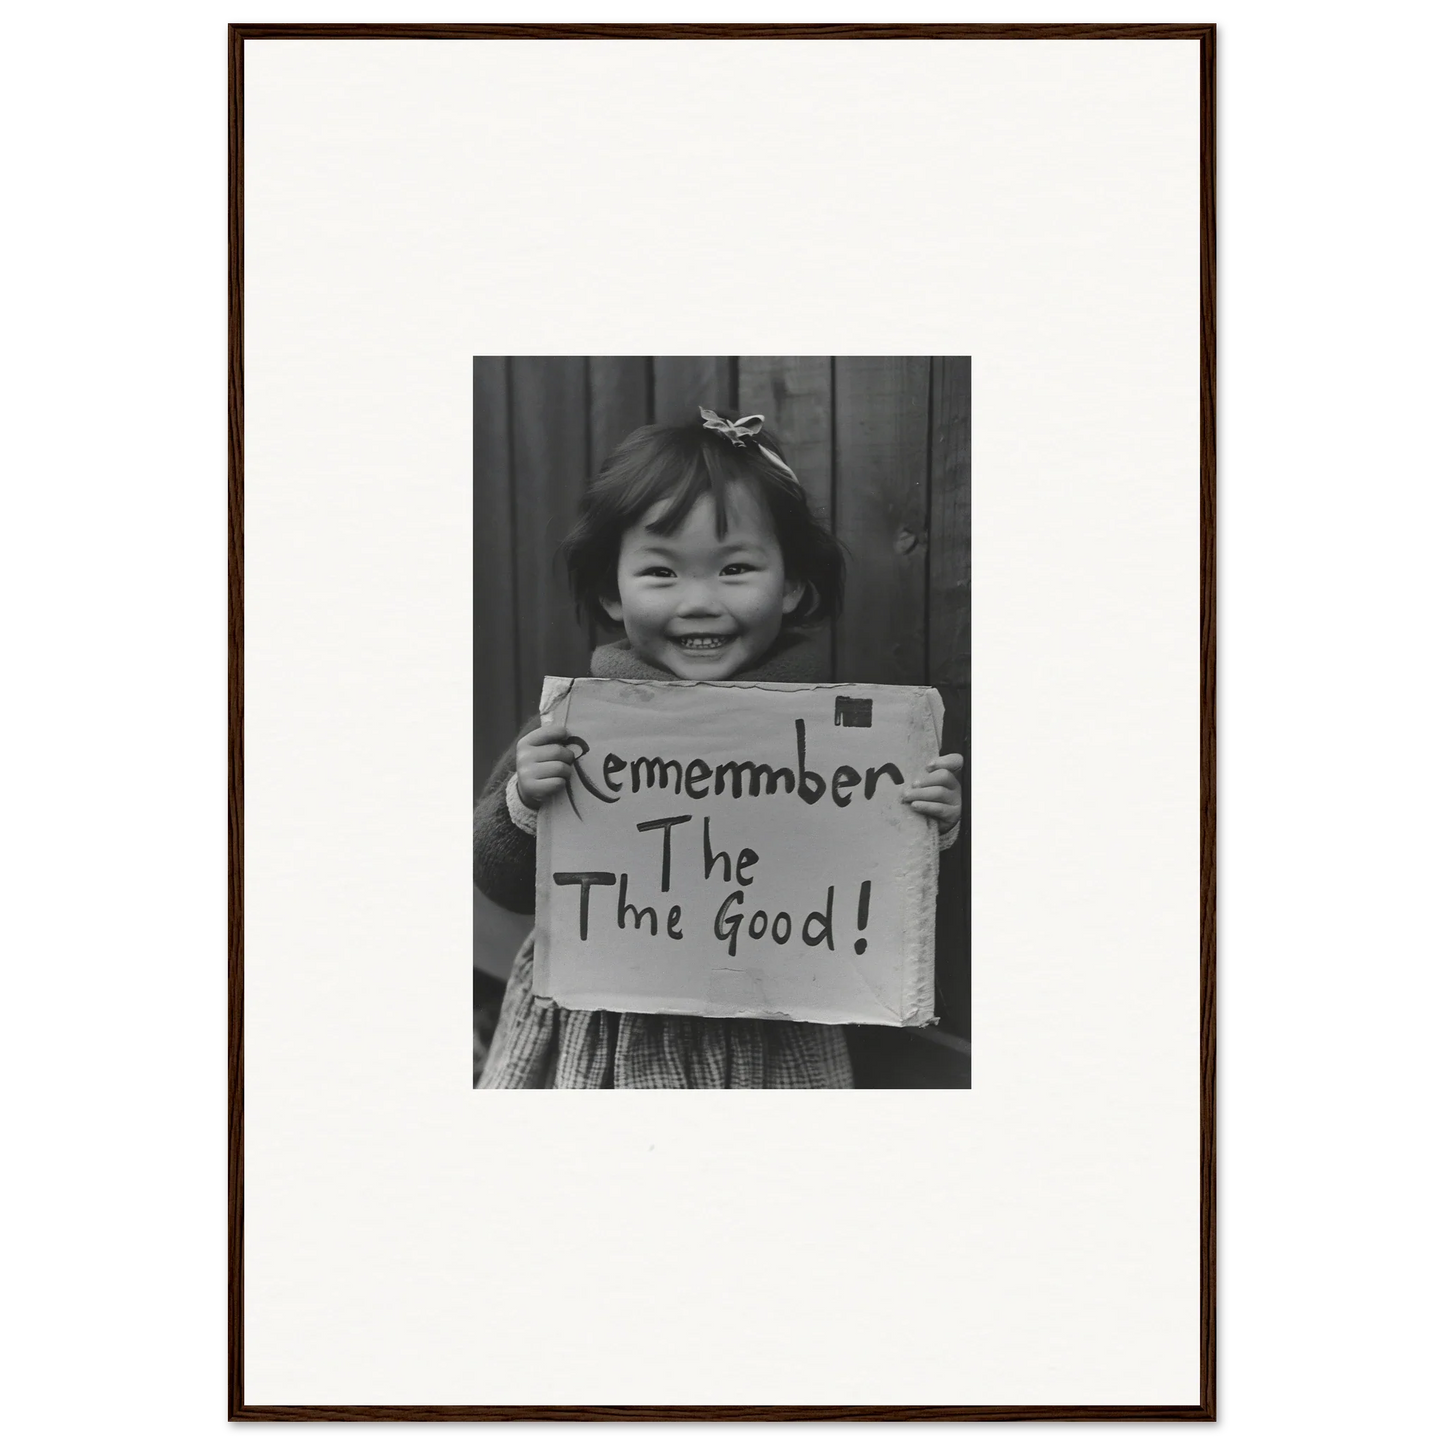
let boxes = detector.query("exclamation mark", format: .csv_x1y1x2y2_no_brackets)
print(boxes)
853,880,871,955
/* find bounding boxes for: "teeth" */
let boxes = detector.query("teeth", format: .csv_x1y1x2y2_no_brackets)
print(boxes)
675,635,731,650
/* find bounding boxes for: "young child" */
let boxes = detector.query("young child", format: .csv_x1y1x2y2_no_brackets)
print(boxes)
474,408,963,1088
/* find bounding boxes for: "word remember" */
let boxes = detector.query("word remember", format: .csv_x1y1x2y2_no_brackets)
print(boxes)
577,718,905,810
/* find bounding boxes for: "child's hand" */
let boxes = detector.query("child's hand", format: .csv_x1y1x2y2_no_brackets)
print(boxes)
902,754,964,833
514,722,581,810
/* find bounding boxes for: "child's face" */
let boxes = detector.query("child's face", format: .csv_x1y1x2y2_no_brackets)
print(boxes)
603,483,805,680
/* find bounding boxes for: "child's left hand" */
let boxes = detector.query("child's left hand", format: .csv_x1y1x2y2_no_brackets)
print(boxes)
902,754,964,833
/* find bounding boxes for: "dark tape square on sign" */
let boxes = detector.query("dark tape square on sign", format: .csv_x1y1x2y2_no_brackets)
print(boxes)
833,697,873,728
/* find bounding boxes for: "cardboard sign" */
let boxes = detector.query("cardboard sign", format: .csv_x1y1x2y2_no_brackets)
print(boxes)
534,677,944,1026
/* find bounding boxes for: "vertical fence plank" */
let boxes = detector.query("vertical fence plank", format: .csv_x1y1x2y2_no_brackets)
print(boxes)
652,356,734,424
738,356,835,676
473,357,517,793
588,356,650,471
929,356,972,1041
737,356,833,522
929,356,971,689
587,356,652,652
833,356,930,684
511,357,592,716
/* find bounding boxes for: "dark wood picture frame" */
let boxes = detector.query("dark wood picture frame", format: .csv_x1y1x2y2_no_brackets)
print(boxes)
229,21,1216,1422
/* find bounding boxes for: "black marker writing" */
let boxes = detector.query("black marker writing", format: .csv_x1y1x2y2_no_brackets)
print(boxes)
865,763,904,798
714,759,795,798
572,720,903,809
616,872,657,935
703,816,731,882
854,880,871,954
552,872,616,941
803,886,835,950
635,813,692,892
795,718,826,804
832,765,861,807
714,890,744,956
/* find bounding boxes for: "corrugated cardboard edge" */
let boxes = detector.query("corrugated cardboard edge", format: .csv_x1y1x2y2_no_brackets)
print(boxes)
897,687,943,1027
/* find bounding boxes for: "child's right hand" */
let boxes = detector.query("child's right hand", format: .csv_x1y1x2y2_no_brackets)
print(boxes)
514,722,580,810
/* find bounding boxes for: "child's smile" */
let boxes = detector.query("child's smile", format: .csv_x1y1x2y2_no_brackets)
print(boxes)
604,484,804,680
674,633,733,653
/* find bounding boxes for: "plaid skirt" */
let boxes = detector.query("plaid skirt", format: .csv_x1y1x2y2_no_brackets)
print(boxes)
477,936,853,1089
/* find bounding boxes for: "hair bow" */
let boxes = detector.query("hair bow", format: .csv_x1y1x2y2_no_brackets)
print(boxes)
699,408,765,446
698,406,801,482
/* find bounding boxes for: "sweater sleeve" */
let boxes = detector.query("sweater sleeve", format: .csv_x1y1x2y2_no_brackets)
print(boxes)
473,714,542,914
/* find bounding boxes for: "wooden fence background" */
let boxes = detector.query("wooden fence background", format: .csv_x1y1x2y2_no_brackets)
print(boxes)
474,356,971,1072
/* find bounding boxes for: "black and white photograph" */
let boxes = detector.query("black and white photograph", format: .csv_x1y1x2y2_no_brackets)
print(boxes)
472,357,971,1088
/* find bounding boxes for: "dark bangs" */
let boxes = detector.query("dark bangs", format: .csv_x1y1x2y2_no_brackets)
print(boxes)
562,412,846,630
